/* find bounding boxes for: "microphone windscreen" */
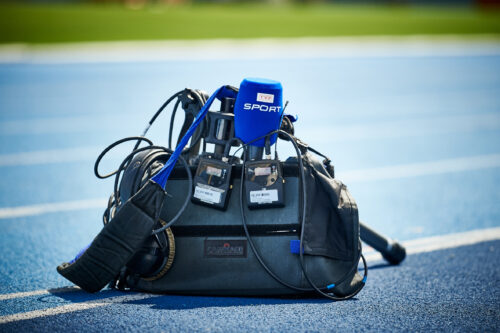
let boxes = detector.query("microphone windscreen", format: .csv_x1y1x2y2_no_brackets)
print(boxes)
234,78,283,147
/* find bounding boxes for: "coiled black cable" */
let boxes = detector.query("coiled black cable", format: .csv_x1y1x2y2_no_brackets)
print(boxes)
167,89,208,153
98,140,192,235
94,90,202,233
95,89,207,182
235,130,367,301
168,99,182,150
95,136,154,180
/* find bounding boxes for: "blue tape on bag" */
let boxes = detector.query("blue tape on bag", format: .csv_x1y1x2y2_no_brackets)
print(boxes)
290,240,303,254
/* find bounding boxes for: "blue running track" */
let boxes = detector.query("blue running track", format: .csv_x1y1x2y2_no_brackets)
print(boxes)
0,41,499,331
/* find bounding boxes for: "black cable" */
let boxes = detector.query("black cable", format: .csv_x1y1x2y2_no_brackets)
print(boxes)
95,89,188,180
96,89,208,236
283,129,366,300
104,142,192,236
189,89,209,156
94,136,154,179
237,130,367,300
264,136,272,157
139,88,208,156
102,193,117,225
111,145,171,207
290,130,366,300
167,89,207,155
146,90,185,129
223,137,244,158
150,153,192,235
168,99,181,149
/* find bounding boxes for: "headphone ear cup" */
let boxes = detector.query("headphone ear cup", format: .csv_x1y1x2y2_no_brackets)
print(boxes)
126,231,166,277
119,150,148,204
119,149,169,204
137,152,169,190
117,149,174,282
132,150,166,193
125,223,175,281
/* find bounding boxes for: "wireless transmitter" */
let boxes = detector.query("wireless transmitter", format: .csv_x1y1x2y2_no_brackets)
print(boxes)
191,157,233,210
244,159,285,209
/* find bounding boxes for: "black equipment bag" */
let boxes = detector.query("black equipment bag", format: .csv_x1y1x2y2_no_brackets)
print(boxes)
57,87,370,299
121,151,364,297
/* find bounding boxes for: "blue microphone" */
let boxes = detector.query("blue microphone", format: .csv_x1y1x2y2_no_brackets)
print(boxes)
234,78,283,160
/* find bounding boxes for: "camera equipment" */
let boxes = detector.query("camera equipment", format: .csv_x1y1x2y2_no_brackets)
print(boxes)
204,96,237,157
58,85,237,292
188,89,238,211
243,135,285,209
244,159,284,209
191,156,233,210
58,78,406,299
57,177,169,293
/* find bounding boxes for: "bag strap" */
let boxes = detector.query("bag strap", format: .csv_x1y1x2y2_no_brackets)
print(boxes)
289,135,335,178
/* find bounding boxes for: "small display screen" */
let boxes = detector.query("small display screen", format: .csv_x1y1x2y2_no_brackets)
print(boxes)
246,162,278,187
254,167,271,176
196,162,228,187
206,166,222,177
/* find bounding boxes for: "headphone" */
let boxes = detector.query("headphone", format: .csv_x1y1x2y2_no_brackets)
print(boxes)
104,148,176,285
94,89,210,287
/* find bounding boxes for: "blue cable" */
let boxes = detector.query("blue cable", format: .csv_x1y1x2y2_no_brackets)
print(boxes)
151,85,237,189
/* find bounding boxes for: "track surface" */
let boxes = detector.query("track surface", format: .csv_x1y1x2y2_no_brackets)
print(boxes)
1,241,498,332
0,39,499,331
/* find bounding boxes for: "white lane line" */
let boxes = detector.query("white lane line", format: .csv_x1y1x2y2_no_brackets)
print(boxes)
304,112,500,143
0,114,142,136
0,143,133,167
1,153,500,220
0,198,108,220
1,35,499,64
0,293,161,325
363,226,500,262
340,153,500,183
0,287,80,302
2,112,499,165
0,147,101,167
0,227,498,323
4,111,500,140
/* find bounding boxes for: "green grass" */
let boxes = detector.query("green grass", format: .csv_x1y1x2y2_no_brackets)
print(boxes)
1,2,500,44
